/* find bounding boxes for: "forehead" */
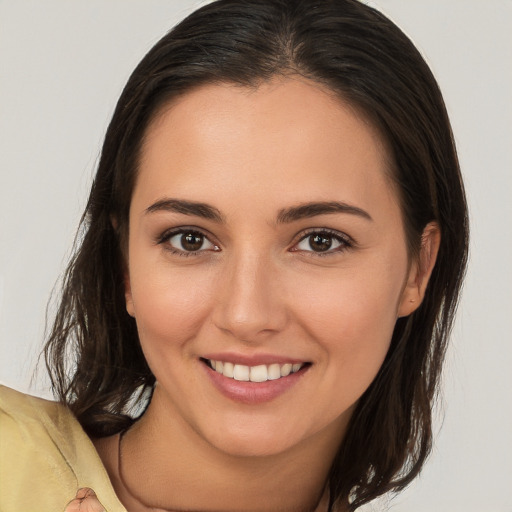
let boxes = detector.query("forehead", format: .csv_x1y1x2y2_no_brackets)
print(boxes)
135,78,398,218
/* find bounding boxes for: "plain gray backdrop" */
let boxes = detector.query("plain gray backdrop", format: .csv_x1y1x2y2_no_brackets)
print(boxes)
1,1,511,510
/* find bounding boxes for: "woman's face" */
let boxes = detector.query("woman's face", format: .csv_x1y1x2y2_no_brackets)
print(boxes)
125,78,423,457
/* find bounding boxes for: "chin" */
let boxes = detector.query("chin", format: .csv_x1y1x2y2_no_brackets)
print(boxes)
206,426,302,458
197,407,349,460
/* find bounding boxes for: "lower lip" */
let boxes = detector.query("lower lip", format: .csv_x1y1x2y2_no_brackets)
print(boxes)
202,362,308,405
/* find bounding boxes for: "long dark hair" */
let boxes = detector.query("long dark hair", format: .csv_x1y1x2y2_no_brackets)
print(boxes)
44,0,469,509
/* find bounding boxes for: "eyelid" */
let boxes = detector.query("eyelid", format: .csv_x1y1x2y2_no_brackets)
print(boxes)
290,228,355,255
156,226,221,255
155,226,354,257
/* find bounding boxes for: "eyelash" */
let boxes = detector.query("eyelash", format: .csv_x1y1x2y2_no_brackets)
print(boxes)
156,227,219,258
156,227,354,257
291,228,354,257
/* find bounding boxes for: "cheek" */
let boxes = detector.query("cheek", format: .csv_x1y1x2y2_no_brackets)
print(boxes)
128,264,215,351
291,266,403,399
293,265,402,337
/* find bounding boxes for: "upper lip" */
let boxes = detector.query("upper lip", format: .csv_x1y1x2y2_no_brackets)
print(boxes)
201,352,309,366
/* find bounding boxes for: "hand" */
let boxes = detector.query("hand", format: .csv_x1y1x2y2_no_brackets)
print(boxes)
64,487,106,512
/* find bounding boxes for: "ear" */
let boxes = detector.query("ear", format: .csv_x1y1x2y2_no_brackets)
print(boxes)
111,214,136,318
398,222,441,318
124,270,135,318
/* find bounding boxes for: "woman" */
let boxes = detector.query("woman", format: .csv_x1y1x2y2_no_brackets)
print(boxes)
0,0,468,510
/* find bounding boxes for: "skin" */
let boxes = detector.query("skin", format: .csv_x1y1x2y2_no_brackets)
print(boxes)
65,488,105,512
94,77,439,511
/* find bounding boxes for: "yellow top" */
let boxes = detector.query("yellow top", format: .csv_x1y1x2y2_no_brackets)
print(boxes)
0,385,126,512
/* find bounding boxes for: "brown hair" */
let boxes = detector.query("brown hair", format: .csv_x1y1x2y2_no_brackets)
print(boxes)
44,0,469,509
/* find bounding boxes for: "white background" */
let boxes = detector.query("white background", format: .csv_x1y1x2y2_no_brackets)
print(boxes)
1,1,511,510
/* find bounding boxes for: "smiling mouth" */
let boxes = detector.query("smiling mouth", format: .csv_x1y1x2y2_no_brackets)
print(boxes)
201,358,309,383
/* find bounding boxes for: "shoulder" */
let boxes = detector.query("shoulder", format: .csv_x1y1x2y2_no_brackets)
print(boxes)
0,385,81,509
0,385,126,512
0,384,79,439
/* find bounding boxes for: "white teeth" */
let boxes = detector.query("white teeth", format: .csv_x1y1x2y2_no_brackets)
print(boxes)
280,363,292,377
249,365,268,383
267,363,281,380
223,361,234,378
233,364,250,381
208,359,304,382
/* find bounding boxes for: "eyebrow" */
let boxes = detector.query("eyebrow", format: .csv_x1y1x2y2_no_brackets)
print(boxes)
145,198,224,222
276,201,373,223
145,198,372,223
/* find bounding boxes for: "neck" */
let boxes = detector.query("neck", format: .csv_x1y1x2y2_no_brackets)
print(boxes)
103,389,349,512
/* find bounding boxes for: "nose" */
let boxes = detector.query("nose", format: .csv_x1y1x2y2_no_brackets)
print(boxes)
212,252,288,343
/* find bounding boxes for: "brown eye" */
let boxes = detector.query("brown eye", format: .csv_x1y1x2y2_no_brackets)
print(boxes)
308,234,333,252
167,230,217,253
181,232,204,251
294,230,350,254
